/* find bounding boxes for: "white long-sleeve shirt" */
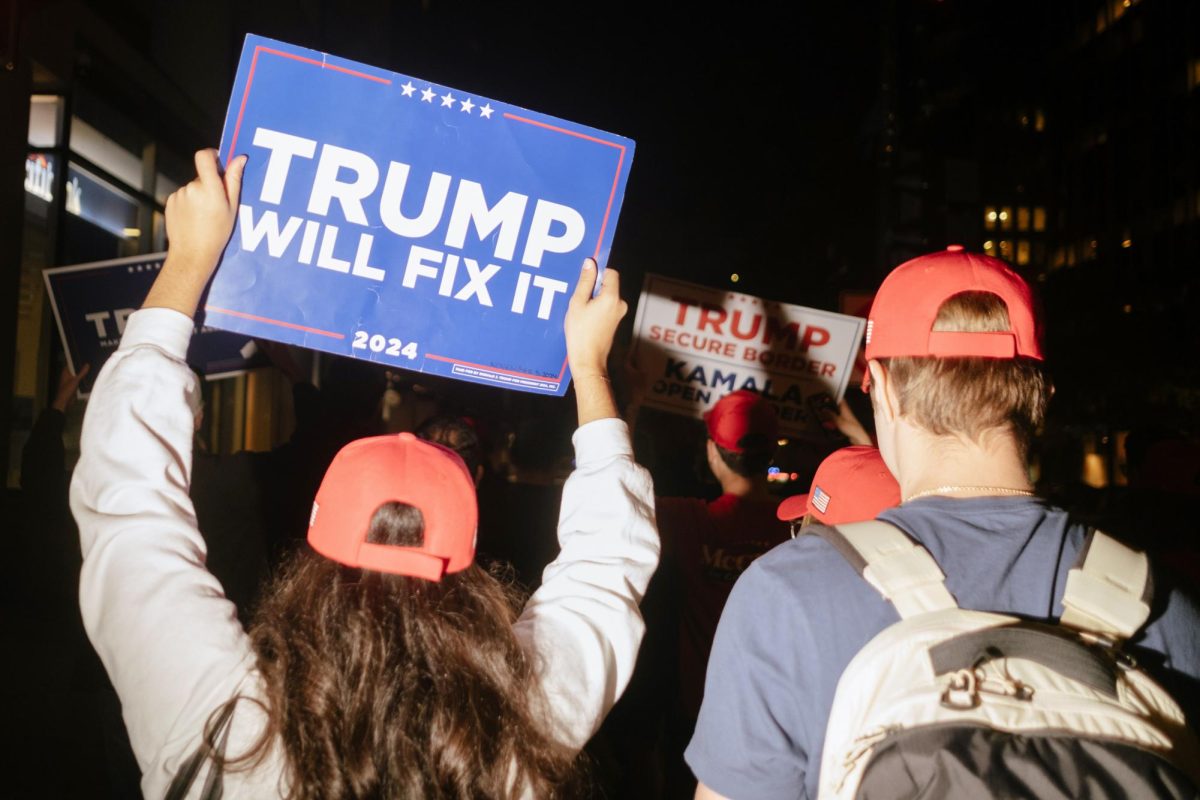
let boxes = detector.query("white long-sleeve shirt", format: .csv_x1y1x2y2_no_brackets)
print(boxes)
70,307,660,798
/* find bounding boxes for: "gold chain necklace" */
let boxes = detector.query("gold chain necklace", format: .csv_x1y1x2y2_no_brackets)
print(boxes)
904,485,1037,503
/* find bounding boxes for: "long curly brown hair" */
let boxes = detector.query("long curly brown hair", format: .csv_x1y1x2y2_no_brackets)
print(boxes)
221,502,583,798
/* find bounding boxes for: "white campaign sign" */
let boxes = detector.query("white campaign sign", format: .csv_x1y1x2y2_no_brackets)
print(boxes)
630,274,866,437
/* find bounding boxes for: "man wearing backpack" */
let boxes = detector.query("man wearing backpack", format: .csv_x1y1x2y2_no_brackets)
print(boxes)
687,246,1200,799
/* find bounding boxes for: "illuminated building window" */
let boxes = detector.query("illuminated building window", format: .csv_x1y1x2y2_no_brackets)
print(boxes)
999,207,1012,231
1052,247,1065,269
1191,60,1200,91
1067,246,1077,267
985,206,998,230
1016,240,1031,265
999,240,1014,260
1017,207,1030,231
1034,110,1046,132
983,239,997,256
1033,207,1047,232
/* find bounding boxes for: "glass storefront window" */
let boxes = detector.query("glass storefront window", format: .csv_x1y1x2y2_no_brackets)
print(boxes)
69,116,145,193
65,162,141,240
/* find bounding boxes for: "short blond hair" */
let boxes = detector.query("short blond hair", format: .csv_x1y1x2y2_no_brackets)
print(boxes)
881,292,1049,450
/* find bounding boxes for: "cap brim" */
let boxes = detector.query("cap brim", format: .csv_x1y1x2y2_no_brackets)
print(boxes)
777,493,810,522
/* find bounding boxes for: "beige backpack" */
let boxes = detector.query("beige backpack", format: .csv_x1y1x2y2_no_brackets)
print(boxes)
813,520,1200,799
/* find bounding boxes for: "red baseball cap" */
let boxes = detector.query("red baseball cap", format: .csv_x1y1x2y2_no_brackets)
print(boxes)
308,432,477,581
777,446,900,525
862,246,1043,389
705,390,779,452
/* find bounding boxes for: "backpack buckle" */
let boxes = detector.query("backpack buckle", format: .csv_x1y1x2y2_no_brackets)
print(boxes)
939,669,981,710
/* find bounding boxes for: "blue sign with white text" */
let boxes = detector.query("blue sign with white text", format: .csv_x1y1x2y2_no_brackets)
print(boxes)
44,254,269,394
207,34,636,396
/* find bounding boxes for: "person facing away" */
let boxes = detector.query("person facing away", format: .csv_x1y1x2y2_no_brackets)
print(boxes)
655,389,791,727
687,246,1200,799
774,444,901,535
69,149,659,799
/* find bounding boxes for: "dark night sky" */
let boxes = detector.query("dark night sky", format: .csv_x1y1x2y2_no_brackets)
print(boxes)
190,1,884,311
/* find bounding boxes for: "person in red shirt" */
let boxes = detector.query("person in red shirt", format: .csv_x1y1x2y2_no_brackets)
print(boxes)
657,390,789,728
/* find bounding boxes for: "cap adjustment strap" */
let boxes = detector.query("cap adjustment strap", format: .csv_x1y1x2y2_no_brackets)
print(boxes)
927,330,1018,358
356,543,449,582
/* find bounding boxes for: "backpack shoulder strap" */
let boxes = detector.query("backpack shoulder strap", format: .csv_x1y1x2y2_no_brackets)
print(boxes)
1060,529,1152,641
813,520,958,618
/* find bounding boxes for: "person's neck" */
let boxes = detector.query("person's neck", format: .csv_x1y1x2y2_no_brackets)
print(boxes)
896,424,1032,503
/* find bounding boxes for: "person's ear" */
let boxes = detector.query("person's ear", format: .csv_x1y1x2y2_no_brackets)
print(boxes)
867,360,899,423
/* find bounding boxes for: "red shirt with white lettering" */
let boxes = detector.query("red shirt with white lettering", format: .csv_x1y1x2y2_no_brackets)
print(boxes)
657,494,789,721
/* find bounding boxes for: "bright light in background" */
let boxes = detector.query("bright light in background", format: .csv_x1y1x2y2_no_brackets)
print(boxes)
730,273,740,283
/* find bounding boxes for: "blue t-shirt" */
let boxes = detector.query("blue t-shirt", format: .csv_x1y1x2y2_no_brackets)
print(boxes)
685,496,1200,800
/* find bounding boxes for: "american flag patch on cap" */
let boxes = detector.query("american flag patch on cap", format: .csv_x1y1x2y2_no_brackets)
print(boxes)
812,486,831,514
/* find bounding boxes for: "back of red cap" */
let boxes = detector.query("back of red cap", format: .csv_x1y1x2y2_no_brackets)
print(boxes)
778,446,900,525
705,390,779,452
864,248,1043,365
308,433,478,581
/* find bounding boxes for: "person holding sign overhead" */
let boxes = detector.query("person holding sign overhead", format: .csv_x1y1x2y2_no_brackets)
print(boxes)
70,150,658,798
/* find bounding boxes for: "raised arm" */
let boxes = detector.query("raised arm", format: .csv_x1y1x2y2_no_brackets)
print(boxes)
513,260,661,750
70,151,255,772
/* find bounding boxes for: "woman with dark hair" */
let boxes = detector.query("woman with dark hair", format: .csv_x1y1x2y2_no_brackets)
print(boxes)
70,150,659,798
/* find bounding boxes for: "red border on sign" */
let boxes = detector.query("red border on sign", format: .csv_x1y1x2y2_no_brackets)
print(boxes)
206,305,345,339
215,45,624,386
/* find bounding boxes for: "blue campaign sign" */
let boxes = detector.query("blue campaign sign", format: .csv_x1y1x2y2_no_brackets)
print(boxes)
206,34,635,396
44,253,269,394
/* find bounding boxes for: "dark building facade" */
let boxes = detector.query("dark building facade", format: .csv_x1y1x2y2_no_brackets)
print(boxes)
867,0,1200,487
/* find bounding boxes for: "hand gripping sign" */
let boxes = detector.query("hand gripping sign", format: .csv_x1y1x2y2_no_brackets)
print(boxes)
630,274,866,438
205,34,635,396
44,254,269,395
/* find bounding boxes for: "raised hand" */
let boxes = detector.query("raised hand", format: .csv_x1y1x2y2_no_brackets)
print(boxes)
144,149,247,317
565,258,627,425
51,363,90,412
564,258,627,381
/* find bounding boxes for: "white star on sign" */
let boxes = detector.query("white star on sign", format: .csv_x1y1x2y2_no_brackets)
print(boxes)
479,103,494,119
460,97,475,113
400,80,416,97
440,92,456,108
420,86,435,103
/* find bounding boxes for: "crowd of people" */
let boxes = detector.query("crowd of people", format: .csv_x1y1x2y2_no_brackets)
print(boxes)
5,149,1199,799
